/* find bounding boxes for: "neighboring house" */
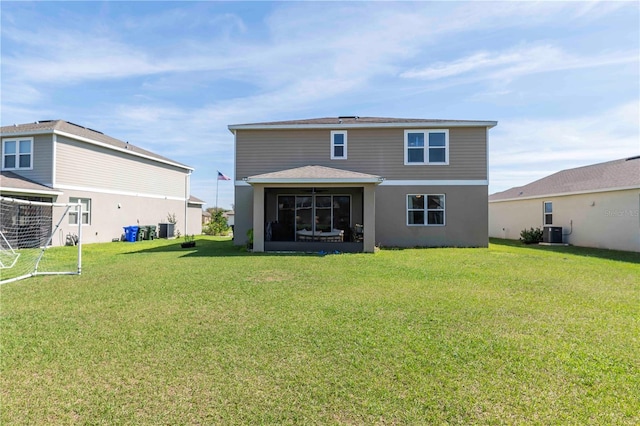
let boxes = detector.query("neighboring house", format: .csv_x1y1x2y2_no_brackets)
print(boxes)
202,210,212,226
1,120,203,245
187,196,206,235
229,116,497,252
489,156,640,252
223,210,235,228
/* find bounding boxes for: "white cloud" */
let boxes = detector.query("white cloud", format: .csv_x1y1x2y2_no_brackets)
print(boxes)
489,101,640,193
401,44,638,83
2,1,637,209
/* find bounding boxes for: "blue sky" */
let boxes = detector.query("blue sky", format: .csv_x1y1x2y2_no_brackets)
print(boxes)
1,1,638,210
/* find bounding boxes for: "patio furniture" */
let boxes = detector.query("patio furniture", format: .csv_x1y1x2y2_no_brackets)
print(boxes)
296,229,344,242
352,224,364,242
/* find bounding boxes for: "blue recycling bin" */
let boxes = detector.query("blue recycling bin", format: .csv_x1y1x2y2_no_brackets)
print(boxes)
123,226,139,242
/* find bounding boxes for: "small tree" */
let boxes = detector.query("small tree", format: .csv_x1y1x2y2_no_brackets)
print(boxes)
203,211,230,236
167,212,181,238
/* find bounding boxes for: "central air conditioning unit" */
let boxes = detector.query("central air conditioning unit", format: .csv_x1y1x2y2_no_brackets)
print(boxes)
543,226,563,243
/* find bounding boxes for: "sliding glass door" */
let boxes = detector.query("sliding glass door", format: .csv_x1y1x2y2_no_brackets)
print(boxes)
277,194,351,241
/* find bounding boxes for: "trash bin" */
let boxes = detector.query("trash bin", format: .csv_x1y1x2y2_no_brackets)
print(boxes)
123,226,139,242
137,227,147,241
146,225,157,240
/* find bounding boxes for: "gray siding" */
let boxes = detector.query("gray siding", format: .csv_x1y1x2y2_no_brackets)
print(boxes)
375,185,488,247
235,127,487,180
1,134,53,185
56,135,187,197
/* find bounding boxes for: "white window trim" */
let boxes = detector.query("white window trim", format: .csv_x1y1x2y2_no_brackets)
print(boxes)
69,197,91,226
404,129,449,166
406,194,446,226
543,201,553,226
330,130,347,160
2,137,34,170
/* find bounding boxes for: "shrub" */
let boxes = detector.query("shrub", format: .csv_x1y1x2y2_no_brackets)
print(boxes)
203,211,230,236
520,227,543,244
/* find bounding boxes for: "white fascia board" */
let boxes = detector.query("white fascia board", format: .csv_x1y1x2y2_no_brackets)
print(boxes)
245,177,383,185
489,185,640,203
1,128,194,172
380,180,488,186
228,121,498,132
0,187,63,196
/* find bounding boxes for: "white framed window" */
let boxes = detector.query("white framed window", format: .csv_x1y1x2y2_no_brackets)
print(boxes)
543,201,553,225
407,194,445,226
69,198,91,225
2,137,33,170
331,131,347,159
404,129,449,165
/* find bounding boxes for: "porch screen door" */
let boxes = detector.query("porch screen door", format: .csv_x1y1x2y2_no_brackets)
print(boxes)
278,194,351,241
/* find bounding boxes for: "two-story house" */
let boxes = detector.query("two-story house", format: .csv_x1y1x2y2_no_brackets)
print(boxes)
1,120,203,245
229,116,497,252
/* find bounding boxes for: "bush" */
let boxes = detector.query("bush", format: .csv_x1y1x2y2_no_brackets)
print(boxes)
520,227,543,244
203,211,230,236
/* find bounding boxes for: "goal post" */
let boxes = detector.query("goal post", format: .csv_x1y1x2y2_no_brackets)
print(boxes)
0,196,82,285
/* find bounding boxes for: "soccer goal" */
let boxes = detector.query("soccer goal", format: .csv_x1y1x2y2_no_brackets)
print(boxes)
1,196,82,285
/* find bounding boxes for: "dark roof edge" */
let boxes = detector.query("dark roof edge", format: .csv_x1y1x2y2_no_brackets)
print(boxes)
228,119,497,132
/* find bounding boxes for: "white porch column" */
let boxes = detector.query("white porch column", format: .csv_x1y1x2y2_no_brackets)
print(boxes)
363,184,376,253
252,184,265,252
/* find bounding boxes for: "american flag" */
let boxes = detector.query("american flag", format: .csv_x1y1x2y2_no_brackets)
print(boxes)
217,171,231,181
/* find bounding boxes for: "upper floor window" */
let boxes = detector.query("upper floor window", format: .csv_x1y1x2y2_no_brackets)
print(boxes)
331,131,347,160
404,130,448,165
2,138,33,170
407,194,445,226
543,201,553,225
69,197,91,225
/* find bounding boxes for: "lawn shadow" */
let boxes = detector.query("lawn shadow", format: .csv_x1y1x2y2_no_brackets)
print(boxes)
120,237,315,258
490,238,640,264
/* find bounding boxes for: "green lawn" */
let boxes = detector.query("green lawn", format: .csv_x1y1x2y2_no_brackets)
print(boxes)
1,237,638,424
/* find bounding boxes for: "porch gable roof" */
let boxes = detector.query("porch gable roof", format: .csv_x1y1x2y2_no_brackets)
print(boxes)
0,171,62,196
245,165,383,185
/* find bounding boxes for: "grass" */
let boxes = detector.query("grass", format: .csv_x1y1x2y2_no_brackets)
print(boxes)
1,237,638,424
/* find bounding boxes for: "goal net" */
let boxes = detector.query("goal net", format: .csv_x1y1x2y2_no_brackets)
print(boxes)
1,197,82,285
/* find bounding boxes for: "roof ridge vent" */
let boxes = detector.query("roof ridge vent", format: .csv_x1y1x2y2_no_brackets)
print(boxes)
338,115,359,119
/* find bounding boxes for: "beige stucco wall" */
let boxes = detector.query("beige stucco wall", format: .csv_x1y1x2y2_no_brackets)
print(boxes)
187,205,203,235
489,189,640,252
51,190,190,246
376,185,488,248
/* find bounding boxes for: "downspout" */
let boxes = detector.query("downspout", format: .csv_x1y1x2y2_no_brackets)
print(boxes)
185,170,191,236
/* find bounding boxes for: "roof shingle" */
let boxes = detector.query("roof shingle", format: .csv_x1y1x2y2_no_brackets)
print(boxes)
490,157,640,201
229,116,497,130
1,120,191,170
